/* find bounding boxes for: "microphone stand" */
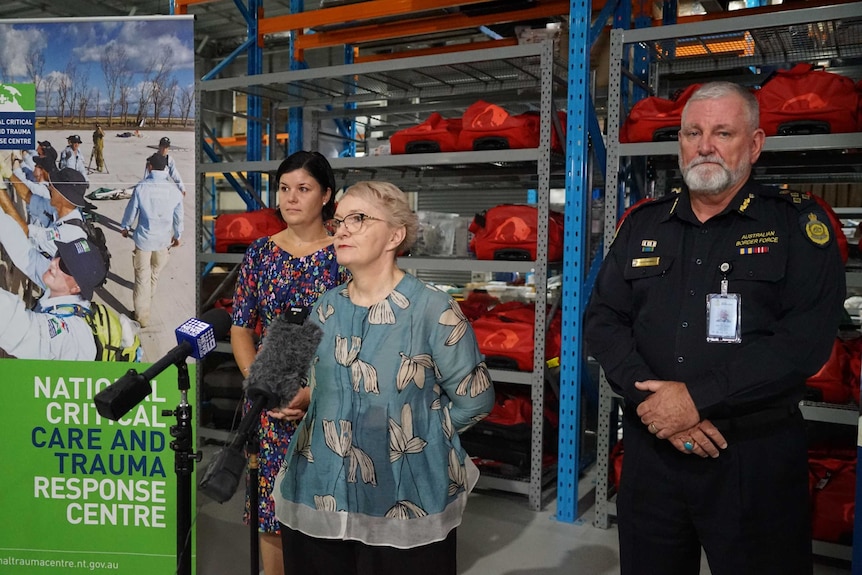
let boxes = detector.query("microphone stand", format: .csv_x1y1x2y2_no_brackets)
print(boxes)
198,393,271,574
246,417,260,575
163,361,201,575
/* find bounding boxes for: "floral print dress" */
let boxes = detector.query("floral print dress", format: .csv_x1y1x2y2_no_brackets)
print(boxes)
232,236,347,532
274,273,495,547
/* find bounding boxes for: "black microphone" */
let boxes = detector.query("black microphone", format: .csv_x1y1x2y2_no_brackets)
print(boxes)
199,314,323,503
245,317,323,409
94,308,232,421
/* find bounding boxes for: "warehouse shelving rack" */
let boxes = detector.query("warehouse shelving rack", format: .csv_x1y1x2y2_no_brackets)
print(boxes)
197,39,578,510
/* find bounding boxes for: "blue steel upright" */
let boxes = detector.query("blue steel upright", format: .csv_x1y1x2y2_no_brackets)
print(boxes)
556,0,592,523
247,0,263,207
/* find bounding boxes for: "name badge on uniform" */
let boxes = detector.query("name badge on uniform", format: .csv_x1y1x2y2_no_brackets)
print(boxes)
706,262,741,343
631,257,660,268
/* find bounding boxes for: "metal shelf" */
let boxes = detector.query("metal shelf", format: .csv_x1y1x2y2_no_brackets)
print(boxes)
399,256,540,274
800,401,859,426
618,133,862,157
812,540,853,562
475,463,558,504
197,39,562,511
619,3,862,76
489,368,537,386
198,42,565,109
197,148,547,175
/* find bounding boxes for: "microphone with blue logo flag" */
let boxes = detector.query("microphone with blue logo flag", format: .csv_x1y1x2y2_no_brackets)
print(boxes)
94,308,231,421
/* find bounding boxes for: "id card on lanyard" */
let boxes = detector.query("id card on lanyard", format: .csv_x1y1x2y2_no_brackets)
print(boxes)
707,262,741,343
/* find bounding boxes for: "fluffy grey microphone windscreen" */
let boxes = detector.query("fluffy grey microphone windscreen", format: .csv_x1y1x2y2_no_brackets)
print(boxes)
244,317,324,409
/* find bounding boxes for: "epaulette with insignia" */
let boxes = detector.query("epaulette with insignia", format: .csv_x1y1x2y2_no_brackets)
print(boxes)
761,187,833,248
766,188,816,211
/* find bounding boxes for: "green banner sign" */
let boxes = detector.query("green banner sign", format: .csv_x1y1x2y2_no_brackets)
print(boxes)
0,359,196,574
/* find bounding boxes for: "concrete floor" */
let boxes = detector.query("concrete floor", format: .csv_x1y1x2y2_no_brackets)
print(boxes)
194,448,853,575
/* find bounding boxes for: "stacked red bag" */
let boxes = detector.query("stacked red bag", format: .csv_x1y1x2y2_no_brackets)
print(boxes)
619,84,701,143
469,204,565,261
457,100,566,152
806,333,862,405
468,301,562,372
389,100,566,154
389,112,462,154
756,63,859,136
808,445,856,544
214,208,286,253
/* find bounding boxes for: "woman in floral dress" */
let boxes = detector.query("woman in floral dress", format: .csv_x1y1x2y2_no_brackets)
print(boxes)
230,151,347,575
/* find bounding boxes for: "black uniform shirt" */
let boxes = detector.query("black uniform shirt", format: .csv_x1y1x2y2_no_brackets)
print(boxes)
585,179,846,422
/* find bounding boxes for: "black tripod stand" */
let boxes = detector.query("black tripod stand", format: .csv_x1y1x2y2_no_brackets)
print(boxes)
198,397,270,575
246,424,261,575
164,362,202,575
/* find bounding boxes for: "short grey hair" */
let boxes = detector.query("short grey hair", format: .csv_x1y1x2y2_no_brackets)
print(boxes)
682,82,759,132
342,181,418,254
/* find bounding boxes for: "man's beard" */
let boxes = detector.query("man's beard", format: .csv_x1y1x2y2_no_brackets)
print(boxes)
680,155,745,195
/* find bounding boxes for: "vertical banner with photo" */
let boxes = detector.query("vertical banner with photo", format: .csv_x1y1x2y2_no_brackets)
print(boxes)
0,15,196,575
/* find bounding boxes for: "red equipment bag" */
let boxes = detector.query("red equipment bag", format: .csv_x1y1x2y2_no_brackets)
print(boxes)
809,450,856,544
619,83,701,143
457,289,500,321
470,301,561,371
609,440,624,489
756,63,858,136
857,79,862,131
805,338,851,404
214,208,287,253
845,335,862,405
389,112,462,154
460,384,558,476
456,100,565,152
808,193,848,264
469,204,565,261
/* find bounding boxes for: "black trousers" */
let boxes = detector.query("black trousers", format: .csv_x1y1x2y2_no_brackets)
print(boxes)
617,413,812,575
279,523,457,575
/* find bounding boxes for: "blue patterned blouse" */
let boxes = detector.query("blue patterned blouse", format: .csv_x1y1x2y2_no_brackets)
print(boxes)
275,273,495,547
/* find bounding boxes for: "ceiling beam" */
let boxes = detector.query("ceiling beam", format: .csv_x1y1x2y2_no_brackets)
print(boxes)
293,0,569,53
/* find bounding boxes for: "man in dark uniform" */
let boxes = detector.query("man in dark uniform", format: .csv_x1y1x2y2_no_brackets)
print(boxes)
92,124,105,172
585,81,846,575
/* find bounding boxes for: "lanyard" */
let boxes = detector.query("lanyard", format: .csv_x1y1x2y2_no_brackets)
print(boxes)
42,303,87,319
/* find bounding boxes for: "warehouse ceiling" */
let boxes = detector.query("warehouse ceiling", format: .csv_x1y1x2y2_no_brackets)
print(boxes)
0,1,586,61
0,0,810,62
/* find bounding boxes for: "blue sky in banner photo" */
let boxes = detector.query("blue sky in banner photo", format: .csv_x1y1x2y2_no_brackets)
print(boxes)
0,18,195,117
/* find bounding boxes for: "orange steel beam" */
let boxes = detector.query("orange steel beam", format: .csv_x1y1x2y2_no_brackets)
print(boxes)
205,133,289,148
354,38,519,63
174,0,221,14
294,0,570,52
259,0,502,36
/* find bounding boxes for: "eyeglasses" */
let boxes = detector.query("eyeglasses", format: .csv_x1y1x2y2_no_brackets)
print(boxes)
325,213,385,234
